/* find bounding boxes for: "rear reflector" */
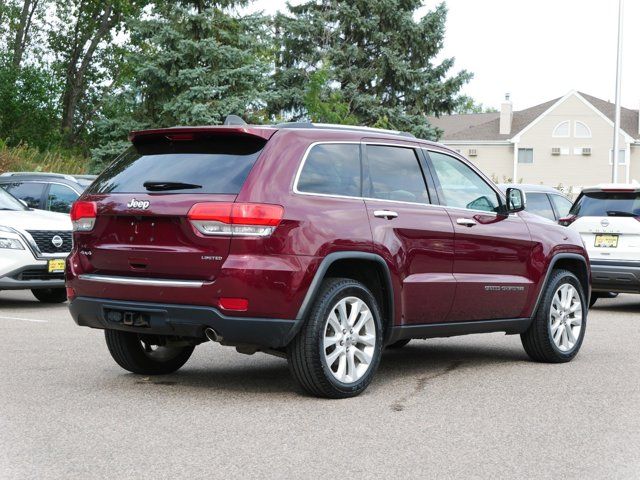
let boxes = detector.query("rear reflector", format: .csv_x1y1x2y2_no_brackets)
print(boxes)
70,201,97,232
188,202,283,237
66,287,76,301
219,297,249,311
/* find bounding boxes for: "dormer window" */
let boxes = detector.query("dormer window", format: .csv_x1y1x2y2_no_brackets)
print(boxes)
574,121,592,138
552,121,570,138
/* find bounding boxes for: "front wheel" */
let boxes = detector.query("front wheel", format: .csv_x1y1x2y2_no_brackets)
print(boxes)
287,278,383,398
521,269,586,363
31,288,67,303
105,330,195,375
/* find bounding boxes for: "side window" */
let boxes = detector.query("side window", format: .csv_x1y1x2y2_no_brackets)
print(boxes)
47,184,79,213
3,182,45,208
297,144,361,197
550,194,572,219
525,193,555,220
428,151,500,213
366,145,429,203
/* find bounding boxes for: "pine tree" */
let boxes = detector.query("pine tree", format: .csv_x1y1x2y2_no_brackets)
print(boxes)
133,0,270,126
91,0,270,170
272,0,471,139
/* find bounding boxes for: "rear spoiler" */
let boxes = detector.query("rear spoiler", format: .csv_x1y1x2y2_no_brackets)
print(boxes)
128,126,278,144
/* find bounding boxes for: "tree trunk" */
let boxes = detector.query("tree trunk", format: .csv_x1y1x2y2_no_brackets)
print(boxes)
60,0,116,144
11,0,39,69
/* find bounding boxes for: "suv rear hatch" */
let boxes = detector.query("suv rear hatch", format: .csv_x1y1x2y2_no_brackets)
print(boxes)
75,127,276,282
563,188,640,261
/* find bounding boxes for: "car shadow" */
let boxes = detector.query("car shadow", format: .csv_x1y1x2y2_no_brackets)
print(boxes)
111,340,528,396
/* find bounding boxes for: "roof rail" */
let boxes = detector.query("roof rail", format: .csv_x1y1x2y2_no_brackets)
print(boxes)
0,171,80,182
275,122,416,138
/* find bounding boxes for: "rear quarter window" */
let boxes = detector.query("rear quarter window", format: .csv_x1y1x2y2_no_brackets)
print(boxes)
87,136,266,195
296,143,361,197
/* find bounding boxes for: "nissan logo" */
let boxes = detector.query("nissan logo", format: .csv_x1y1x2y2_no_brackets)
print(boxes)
600,219,610,227
51,235,64,248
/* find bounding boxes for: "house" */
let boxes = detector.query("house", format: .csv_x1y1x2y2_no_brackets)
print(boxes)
428,91,640,195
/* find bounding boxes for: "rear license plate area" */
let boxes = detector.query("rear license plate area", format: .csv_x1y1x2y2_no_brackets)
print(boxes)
594,234,619,248
104,309,150,327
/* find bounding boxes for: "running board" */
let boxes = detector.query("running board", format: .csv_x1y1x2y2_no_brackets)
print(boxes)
387,318,532,344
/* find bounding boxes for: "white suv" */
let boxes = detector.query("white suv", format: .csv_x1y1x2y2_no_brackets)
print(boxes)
562,184,640,305
0,187,72,303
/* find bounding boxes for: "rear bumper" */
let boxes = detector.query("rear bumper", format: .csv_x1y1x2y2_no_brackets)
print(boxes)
68,296,297,348
0,265,65,290
591,261,640,293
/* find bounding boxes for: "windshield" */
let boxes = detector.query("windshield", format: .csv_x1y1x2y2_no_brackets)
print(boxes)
0,187,28,211
570,191,640,217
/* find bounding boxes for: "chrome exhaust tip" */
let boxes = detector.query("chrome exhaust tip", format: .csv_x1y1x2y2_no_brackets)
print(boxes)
204,327,222,343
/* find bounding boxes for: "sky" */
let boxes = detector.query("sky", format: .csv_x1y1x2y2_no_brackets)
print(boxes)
248,0,640,112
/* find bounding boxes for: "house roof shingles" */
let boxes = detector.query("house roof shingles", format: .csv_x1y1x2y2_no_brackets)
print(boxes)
429,93,639,142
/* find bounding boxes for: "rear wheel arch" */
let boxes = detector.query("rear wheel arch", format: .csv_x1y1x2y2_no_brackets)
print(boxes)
294,252,395,342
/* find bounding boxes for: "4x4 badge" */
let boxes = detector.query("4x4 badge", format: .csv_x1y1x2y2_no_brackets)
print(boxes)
127,198,150,209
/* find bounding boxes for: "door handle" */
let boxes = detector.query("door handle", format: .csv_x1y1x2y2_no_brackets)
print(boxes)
456,218,477,227
374,210,399,220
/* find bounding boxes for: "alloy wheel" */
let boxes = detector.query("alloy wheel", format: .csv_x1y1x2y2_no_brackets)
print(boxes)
323,296,376,383
549,283,583,352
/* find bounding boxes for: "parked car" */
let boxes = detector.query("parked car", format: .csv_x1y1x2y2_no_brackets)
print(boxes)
561,183,640,306
66,122,590,398
0,172,97,214
0,187,72,303
499,184,573,222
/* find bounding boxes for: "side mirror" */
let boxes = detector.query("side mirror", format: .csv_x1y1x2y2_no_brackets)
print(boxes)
505,187,526,213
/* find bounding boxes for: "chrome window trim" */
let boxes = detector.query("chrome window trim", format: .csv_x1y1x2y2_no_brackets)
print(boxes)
78,274,204,288
292,140,438,208
291,140,519,217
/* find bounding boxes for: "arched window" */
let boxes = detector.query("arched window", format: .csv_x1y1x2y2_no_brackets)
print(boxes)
552,121,570,137
575,121,592,138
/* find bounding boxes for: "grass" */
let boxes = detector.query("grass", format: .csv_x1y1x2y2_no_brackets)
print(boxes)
0,142,88,175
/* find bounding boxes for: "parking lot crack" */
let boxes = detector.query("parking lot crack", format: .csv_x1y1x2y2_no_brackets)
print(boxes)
390,361,462,412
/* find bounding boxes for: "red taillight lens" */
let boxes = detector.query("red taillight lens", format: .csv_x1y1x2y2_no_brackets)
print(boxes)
558,215,577,227
66,287,76,301
232,203,284,226
219,297,249,311
187,202,283,237
70,201,97,231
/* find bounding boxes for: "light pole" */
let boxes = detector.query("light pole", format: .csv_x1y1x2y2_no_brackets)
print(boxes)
611,0,624,183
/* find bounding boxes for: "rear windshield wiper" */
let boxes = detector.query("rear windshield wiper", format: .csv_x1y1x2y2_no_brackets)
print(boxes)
143,181,202,191
606,210,636,217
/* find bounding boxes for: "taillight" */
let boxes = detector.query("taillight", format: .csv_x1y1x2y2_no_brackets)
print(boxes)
70,201,97,232
187,202,284,237
558,215,577,227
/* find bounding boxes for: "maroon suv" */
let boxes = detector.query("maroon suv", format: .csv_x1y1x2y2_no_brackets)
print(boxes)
67,123,590,398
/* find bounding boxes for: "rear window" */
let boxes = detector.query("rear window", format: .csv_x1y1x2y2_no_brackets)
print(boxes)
87,136,265,194
570,191,640,217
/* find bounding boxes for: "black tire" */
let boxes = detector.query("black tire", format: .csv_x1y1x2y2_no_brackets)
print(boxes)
589,293,599,308
31,288,67,303
387,339,411,349
287,277,383,399
104,330,194,375
521,269,587,363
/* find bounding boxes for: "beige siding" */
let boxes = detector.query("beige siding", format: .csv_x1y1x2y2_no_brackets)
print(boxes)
441,93,640,193
515,94,630,190
444,144,513,182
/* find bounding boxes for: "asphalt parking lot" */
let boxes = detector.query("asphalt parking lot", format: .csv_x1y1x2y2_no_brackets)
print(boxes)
1,290,639,479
